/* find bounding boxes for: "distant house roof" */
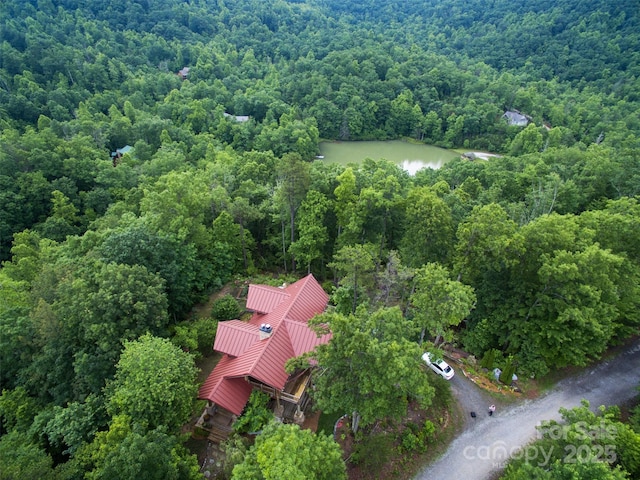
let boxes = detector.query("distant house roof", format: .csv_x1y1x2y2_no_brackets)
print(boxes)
198,274,330,415
223,112,250,122
110,145,133,158
178,67,190,79
502,110,530,126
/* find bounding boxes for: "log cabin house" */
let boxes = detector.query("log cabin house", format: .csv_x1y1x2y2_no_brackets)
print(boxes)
196,274,330,442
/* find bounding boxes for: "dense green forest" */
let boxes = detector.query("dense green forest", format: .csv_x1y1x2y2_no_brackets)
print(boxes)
1,0,639,478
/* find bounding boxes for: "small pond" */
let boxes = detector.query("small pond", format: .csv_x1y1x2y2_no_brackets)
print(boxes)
317,140,459,174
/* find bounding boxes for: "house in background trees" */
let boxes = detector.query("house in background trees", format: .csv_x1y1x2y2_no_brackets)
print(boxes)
110,145,133,166
223,112,250,122
177,67,190,80
502,110,531,126
197,274,330,442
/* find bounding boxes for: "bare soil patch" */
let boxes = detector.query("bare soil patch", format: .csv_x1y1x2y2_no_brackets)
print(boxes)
302,409,321,432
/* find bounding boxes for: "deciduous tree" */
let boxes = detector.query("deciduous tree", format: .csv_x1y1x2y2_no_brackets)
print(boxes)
289,190,330,273
502,401,637,479
75,415,200,480
99,222,198,318
333,167,357,240
0,272,34,390
232,421,346,480
48,261,170,399
107,334,198,432
276,152,311,271
307,307,434,432
400,186,454,266
0,431,55,479
410,263,476,345
329,243,377,314
454,203,524,284
518,245,624,369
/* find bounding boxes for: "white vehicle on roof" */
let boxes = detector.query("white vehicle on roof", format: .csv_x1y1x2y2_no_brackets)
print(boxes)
422,352,455,380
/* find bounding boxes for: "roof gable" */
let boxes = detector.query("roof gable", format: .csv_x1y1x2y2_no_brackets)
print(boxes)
198,355,253,415
110,145,133,158
283,275,329,322
223,112,250,122
246,284,290,314
214,320,260,357
250,328,295,388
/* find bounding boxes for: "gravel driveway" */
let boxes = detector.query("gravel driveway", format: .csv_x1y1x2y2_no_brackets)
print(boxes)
416,339,640,480
447,367,501,428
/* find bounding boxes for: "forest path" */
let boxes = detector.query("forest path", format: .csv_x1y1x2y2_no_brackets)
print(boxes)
416,338,640,480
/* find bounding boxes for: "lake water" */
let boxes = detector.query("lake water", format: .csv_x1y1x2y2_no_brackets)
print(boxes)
317,140,459,174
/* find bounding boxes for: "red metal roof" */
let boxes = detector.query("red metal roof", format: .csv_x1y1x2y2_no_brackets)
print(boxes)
284,319,332,357
213,321,260,357
283,274,329,322
250,328,295,388
197,355,253,415
245,284,290,313
198,274,331,414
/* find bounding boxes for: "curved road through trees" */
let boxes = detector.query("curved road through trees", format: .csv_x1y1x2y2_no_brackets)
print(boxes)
416,339,640,480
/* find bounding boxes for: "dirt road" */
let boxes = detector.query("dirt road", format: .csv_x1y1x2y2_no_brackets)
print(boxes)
415,339,640,480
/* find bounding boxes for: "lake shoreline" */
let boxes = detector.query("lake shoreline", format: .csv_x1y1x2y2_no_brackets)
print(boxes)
317,139,459,174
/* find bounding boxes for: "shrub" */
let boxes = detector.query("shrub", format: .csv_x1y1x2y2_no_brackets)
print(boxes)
480,348,497,369
422,419,435,441
399,420,434,453
211,294,241,321
170,317,218,357
499,356,517,385
350,434,393,471
232,391,273,434
171,324,198,355
430,374,454,409
400,430,421,452
221,433,249,479
193,317,217,355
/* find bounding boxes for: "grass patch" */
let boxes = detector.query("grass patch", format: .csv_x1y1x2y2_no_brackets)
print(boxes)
196,352,221,383
350,434,394,471
317,410,344,437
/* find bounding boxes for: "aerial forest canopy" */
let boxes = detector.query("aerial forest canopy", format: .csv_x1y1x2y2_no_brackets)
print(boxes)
0,0,639,477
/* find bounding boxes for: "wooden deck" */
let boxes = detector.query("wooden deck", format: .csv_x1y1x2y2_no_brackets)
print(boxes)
197,370,316,443
195,405,236,443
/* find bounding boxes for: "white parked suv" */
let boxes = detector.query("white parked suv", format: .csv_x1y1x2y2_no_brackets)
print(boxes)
422,352,455,380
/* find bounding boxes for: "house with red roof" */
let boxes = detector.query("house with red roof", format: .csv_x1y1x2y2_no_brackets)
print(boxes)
196,274,330,441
